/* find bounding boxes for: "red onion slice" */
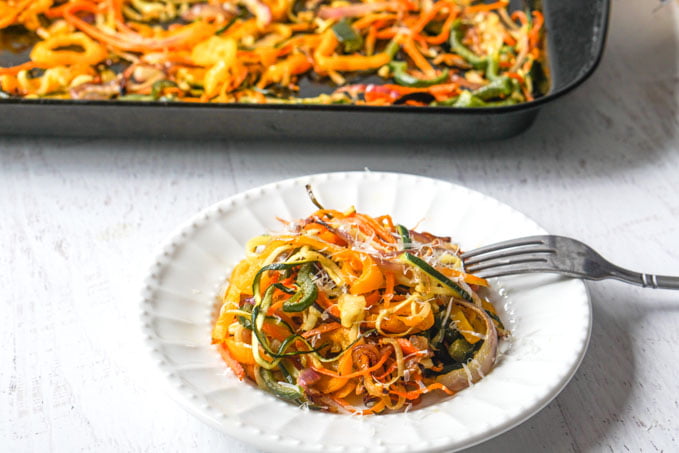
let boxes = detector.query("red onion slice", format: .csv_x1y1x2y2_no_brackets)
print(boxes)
435,300,499,392
297,368,322,391
181,3,237,22
240,0,272,26
318,2,393,20
70,80,121,100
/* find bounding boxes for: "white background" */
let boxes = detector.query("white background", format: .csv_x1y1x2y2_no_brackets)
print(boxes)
2,0,678,451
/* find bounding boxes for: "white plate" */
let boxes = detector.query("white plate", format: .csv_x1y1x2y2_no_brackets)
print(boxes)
140,171,591,453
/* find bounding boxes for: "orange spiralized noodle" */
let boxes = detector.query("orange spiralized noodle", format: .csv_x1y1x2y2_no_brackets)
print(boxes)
211,193,508,414
0,0,546,105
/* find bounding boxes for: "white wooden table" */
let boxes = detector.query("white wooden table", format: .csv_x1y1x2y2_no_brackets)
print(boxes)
2,0,679,451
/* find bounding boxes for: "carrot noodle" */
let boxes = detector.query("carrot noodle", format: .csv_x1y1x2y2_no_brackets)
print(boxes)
210,194,507,414
0,0,545,106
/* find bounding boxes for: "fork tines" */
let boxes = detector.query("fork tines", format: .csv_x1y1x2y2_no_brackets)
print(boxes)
461,236,557,278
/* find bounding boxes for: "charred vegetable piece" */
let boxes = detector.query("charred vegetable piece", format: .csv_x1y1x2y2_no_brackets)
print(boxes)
389,61,449,88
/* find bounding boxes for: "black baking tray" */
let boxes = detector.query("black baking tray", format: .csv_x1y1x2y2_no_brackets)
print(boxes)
0,0,609,141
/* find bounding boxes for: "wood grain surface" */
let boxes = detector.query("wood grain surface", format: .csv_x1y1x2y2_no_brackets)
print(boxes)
2,0,678,451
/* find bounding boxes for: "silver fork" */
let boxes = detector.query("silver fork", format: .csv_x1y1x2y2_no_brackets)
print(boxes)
461,235,679,289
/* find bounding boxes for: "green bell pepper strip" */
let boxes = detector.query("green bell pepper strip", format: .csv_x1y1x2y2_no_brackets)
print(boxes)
385,39,400,59
449,21,487,69
332,19,363,53
472,76,514,101
451,90,518,108
401,253,472,302
259,367,306,402
485,53,500,81
282,263,318,312
453,91,484,107
389,61,449,88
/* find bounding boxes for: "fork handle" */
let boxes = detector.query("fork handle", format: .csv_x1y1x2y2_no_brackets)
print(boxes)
609,266,679,290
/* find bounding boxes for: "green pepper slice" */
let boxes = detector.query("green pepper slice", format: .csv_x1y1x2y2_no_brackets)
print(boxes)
453,91,487,107
472,76,514,101
332,19,363,53
452,84,518,108
449,21,487,69
485,53,500,81
385,39,400,59
282,263,318,312
389,61,449,88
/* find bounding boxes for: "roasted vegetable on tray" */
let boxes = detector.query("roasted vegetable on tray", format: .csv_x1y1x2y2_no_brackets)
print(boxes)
0,0,546,106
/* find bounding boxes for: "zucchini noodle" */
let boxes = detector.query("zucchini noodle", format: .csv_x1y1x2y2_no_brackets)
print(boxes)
0,0,546,106
212,193,508,414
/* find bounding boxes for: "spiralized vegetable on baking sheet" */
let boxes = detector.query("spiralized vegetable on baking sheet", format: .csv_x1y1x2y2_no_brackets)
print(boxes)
211,188,508,414
0,0,546,106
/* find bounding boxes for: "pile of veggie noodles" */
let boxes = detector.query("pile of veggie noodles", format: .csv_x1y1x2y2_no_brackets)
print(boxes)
0,0,545,106
212,192,508,414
